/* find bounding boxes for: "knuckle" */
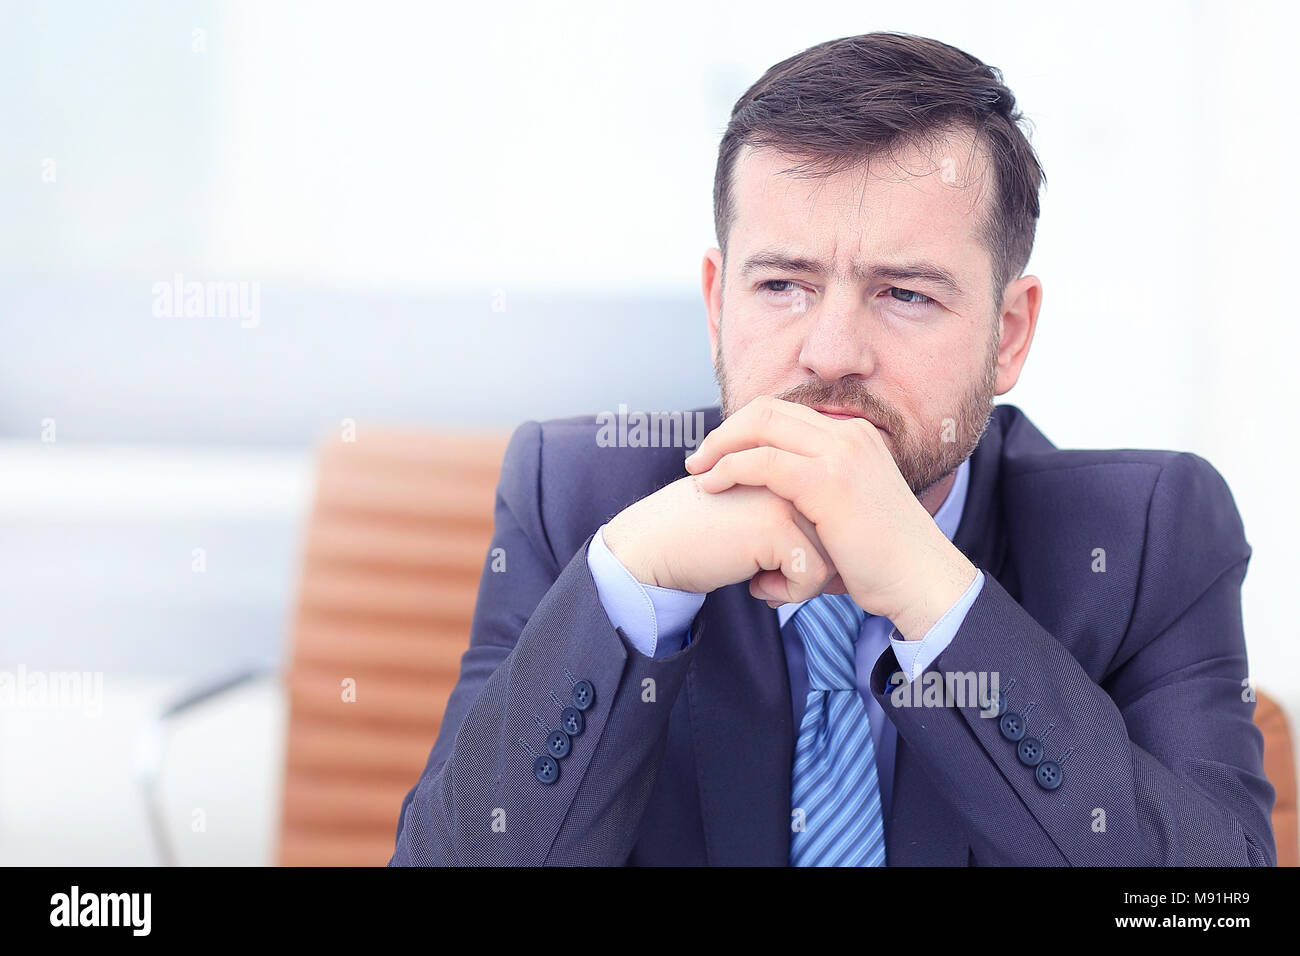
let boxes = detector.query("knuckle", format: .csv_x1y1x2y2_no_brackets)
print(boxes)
790,577,819,603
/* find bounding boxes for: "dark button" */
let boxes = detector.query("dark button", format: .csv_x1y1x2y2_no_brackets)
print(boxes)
1035,760,1063,791
999,712,1025,741
1017,736,1043,766
979,689,1007,716
546,729,571,759
572,679,595,711
534,754,560,784
561,705,584,736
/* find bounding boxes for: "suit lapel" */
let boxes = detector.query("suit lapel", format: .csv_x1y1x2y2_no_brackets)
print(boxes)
951,405,1011,582
686,404,1016,866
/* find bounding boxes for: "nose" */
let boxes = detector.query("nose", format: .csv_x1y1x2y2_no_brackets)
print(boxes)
795,288,877,383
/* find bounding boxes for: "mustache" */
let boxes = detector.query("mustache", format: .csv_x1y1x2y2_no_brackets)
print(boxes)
773,381,900,433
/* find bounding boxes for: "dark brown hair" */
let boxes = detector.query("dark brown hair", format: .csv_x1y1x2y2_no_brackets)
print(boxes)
713,32,1045,308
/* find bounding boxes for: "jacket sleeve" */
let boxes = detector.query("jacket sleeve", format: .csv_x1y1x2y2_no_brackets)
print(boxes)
870,452,1276,866
388,420,701,865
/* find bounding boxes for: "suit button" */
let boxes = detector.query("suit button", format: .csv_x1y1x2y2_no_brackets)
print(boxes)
546,730,571,759
1017,736,1043,766
572,679,595,711
561,705,584,736
999,712,1025,741
979,689,1007,716
534,754,560,784
1035,760,1063,791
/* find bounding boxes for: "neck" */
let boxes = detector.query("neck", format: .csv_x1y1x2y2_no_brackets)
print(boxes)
918,469,957,517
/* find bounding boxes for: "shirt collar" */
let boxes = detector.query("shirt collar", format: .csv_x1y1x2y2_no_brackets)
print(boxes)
776,454,972,628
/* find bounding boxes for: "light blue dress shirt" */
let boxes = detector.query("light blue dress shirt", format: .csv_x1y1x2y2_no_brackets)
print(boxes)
585,456,985,827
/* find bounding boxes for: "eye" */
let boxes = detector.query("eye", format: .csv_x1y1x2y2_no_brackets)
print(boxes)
757,279,813,311
887,287,935,306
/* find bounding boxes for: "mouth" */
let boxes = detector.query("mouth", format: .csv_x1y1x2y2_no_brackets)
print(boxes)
810,404,888,433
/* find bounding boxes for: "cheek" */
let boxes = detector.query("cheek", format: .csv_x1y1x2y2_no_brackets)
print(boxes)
902,363,976,435
915,331,984,387
724,321,792,387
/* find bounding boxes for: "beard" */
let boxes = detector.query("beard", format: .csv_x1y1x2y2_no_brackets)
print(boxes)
713,325,999,500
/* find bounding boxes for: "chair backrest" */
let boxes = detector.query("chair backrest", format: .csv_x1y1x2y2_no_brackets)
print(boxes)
275,427,510,866
274,425,1299,867
1255,690,1297,866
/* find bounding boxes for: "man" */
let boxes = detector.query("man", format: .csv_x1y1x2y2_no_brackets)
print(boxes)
388,32,1275,865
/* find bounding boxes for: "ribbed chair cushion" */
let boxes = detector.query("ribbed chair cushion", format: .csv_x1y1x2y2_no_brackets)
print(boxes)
276,428,510,866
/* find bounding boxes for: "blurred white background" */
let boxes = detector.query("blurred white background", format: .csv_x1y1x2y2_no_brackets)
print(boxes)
1,0,1296,864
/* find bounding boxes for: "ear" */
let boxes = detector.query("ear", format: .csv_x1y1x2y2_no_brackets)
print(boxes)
702,247,724,364
993,275,1042,395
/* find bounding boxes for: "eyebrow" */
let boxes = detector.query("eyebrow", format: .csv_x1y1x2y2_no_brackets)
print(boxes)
739,251,966,298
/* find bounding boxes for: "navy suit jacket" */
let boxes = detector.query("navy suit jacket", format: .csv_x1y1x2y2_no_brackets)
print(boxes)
388,403,1276,865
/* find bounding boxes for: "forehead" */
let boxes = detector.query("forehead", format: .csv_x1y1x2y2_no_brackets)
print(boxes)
728,131,993,285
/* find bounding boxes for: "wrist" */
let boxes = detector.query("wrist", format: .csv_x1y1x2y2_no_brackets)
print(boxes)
887,542,977,642
602,514,663,588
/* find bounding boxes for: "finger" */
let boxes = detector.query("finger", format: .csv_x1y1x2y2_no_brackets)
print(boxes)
752,568,847,606
750,548,844,604
769,519,834,604
684,397,832,474
752,570,777,604
788,505,832,566
695,447,820,520
788,506,840,589
752,570,789,605
751,569,820,604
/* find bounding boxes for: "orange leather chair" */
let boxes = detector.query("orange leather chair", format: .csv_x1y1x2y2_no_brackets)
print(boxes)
140,426,1299,866
1255,691,1297,866
275,427,512,865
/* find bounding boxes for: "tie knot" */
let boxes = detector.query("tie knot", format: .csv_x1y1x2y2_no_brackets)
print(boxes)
791,593,866,691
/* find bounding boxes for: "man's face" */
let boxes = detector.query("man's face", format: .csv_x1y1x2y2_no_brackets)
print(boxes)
706,133,1012,501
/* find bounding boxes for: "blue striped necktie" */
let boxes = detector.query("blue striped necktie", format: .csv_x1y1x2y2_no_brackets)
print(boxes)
788,592,886,866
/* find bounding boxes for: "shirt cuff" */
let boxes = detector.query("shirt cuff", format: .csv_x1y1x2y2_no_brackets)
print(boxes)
586,523,707,658
888,570,985,681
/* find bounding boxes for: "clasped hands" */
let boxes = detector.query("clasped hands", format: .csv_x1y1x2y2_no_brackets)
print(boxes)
602,395,977,641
